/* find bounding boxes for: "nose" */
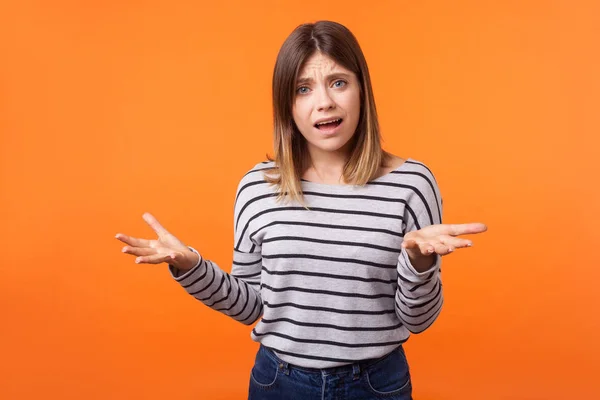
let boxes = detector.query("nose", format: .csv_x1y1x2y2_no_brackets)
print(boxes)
315,87,335,111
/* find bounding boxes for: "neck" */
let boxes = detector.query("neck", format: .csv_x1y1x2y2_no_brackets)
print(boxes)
304,146,350,184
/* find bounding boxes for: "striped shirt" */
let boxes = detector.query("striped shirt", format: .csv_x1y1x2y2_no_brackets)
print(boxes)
170,158,444,368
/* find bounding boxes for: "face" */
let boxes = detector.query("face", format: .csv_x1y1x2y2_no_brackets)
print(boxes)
292,52,361,160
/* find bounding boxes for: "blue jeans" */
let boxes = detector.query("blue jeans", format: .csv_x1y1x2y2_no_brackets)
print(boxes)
248,345,413,400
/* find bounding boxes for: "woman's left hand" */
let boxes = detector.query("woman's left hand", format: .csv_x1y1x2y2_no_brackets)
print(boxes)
402,222,488,258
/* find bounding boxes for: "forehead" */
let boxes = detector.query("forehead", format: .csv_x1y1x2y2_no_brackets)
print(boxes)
297,52,350,78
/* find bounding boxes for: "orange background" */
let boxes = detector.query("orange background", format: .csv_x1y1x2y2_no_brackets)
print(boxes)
1,1,599,399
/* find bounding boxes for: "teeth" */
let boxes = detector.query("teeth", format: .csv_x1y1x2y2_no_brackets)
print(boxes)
316,118,341,126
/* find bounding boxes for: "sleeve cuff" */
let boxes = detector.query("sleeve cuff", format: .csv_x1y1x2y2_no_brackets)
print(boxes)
400,246,441,278
169,246,203,280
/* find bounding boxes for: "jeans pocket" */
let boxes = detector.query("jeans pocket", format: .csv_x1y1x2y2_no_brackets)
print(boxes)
363,346,412,397
250,347,279,390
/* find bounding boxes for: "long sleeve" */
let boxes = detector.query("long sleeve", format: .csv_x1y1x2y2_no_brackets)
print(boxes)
168,174,264,325
395,164,444,334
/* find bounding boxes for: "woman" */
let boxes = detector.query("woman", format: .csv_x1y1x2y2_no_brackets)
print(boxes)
116,20,487,399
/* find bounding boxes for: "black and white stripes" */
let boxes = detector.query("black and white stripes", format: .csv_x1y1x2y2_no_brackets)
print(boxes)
170,158,444,368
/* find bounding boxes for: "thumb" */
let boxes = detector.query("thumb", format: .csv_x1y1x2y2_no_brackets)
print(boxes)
402,239,419,249
143,212,169,236
169,251,184,262
170,249,199,271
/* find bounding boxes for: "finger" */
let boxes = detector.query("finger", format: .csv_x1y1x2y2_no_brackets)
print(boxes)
402,237,432,255
414,239,453,256
143,212,169,236
168,251,188,265
438,235,473,250
135,252,175,265
115,233,152,248
446,223,488,237
122,246,156,257
432,241,453,256
401,239,419,250
417,240,435,256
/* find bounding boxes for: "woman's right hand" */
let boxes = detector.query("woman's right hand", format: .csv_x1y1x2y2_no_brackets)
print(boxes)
115,212,200,272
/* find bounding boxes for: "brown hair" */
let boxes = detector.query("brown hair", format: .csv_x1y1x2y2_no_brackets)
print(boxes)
264,20,392,205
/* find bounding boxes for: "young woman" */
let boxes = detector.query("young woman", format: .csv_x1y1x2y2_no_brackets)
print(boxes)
116,20,487,400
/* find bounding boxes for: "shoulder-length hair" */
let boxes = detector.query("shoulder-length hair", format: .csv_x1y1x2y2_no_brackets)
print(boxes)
264,20,392,205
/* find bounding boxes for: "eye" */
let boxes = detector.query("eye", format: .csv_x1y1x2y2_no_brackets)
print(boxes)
296,86,310,95
333,80,347,88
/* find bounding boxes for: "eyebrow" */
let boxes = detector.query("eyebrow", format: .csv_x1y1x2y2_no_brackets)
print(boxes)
296,72,352,86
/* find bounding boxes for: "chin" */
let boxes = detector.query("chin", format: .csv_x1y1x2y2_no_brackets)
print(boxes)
310,138,354,153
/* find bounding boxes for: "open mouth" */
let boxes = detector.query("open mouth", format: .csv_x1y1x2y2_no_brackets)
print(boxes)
314,118,343,130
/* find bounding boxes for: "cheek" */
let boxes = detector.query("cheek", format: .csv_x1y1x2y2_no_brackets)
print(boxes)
338,90,360,114
292,102,311,127
291,105,300,127
349,91,361,115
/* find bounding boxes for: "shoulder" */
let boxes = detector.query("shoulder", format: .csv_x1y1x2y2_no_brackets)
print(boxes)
234,160,278,204
402,159,443,219
241,160,277,180
236,160,277,187
385,157,442,207
399,158,439,184
382,155,439,188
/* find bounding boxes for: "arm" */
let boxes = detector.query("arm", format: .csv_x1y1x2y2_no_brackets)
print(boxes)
168,177,264,326
395,167,444,334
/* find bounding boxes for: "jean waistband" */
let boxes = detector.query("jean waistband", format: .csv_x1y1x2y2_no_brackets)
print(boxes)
259,344,401,375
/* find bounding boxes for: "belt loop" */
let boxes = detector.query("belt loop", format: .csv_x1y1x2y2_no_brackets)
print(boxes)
352,363,360,380
278,361,290,376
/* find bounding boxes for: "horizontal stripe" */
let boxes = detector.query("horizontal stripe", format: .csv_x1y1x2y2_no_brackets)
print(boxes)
261,317,402,332
264,300,395,315
260,283,395,299
401,298,444,332
397,282,442,310
189,265,215,296
253,329,404,348
198,274,225,301
180,261,208,289
262,236,400,253
262,253,396,269
262,343,408,364
232,258,261,267
369,182,435,227
231,271,261,279
250,220,403,243
206,276,233,308
262,266,395,284
397,279,439,301
234,179,269,207
395,293,443,320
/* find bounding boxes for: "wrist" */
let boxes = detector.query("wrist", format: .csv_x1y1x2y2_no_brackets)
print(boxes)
406,249,436,273
179,247,202,271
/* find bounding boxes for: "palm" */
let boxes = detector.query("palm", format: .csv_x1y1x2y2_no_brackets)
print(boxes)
155,232,187,254
402,222,487,256
115,212,197,269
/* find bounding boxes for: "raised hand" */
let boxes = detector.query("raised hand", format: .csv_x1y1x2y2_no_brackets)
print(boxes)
402,222,488,258
115,212,200,271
